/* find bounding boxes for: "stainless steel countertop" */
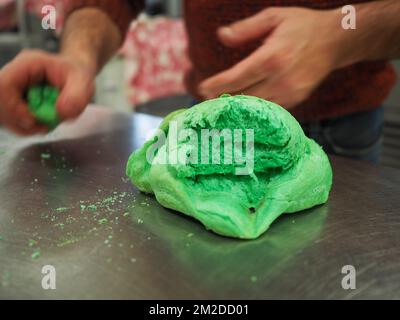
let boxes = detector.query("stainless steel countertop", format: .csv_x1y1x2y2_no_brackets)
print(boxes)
0,106,399,299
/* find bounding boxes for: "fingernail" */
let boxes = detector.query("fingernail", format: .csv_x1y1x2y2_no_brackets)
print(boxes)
199,88,211,99
219,27,234,39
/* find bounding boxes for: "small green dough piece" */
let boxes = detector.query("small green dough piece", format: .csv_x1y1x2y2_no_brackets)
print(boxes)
126,95,333,239
27,85,60,130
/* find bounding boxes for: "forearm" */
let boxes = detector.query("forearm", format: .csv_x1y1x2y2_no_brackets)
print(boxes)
334,0,400,68
60,7,122,74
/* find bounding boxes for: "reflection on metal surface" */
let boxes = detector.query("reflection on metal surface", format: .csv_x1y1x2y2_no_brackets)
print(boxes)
0,106,400,299
128,199,328,296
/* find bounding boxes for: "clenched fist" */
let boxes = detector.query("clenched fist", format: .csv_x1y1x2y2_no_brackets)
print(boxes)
0,49,95,135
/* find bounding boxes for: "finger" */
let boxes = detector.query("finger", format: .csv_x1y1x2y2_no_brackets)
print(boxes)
199,44,279,98
17,124,48,136
0,85,49,135
0,51,66,134
6,125,47,136
2,51,87,121
24,54,94,120
235,79,274,101
13,101,39,130
273,95,305,109
3,122,31,136
3,118,48,136
241,79,304,109
25,124,49,135
0,51,55,129
2,50,47,89
0,81,38,131
218,8,283,47
56,70,94,120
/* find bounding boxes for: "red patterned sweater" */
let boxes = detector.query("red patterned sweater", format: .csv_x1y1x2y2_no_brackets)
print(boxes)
65,0,397,121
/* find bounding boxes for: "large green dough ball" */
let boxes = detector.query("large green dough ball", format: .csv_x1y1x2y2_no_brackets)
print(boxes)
126,95,333,239
27,85,60,130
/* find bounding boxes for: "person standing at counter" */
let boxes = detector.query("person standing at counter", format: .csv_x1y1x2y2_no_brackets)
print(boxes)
0,0,399,163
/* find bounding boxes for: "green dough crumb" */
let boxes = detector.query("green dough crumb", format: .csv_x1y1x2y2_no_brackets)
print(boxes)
57,237,79,247
28,239,38,247
87,204,97,211
250,276,258,283
126,94,333,239
27,85,60,130
41,153,51,159
98,218,108,225
54,222,65,230
2,271,11,287
31,249,41,260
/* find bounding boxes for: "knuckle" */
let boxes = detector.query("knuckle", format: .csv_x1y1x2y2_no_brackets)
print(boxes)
265,54,283,71
226,76,241,90
18,49,31,57
20,48,52,61
262,7,278,18
249,66,264,80
19,48,36,57
282,78,300,95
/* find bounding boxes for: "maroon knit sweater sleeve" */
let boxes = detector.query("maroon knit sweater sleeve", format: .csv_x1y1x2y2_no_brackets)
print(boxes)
63,0,144,38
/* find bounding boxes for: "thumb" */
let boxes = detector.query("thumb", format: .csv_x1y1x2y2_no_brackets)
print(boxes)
56,70,95,120
218,8,283,47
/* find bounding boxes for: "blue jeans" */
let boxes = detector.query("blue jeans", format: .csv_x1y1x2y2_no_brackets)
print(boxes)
300,107,384,164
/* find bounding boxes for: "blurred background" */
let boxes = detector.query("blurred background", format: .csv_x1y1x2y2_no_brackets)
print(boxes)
0,0,399,168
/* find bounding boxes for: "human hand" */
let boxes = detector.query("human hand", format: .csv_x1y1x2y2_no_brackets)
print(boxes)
0,49,95,135
199,7,343,109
